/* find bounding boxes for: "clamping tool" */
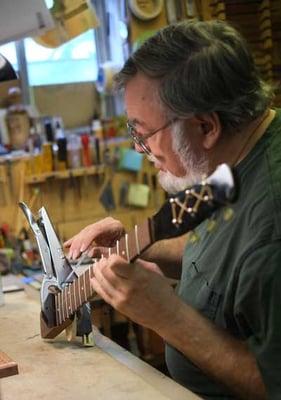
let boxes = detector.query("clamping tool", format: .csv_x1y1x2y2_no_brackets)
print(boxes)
19,202,94,346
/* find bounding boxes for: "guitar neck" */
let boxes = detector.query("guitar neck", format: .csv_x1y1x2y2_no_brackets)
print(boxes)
40,164,236,338
41,219,154,338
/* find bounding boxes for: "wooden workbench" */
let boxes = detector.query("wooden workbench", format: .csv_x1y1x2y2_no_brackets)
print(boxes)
0,291,200,400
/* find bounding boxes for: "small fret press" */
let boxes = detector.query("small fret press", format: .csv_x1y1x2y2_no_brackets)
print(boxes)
19,163,235,341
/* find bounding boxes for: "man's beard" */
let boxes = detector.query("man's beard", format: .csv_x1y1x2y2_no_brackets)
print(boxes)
157,121,209,194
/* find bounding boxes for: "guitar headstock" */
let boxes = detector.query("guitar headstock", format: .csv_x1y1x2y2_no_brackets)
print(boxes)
151,164,236,241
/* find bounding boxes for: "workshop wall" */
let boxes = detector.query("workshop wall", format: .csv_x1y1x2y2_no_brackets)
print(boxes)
128,0,281,106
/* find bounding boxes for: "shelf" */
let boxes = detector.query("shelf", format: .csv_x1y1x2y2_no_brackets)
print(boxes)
25,164,106,184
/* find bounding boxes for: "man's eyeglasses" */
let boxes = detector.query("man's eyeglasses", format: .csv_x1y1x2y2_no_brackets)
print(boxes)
126,118,177,156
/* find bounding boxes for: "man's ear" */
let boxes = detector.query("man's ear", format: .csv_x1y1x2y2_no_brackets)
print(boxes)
196,112,222,150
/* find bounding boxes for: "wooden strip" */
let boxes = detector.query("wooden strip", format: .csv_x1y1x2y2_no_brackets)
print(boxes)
63,288,68,318
80,275,86,304
84,269,91,299
58,292,62,325
118,237,127,260
71,281,76,314
110,245,116,255
136,219,153,258
89,265,95,279
54,294,59,325
67,286,72,316
81,274,86,304
66,288,70,319
125,234,130,262
62,290,66,322
77,277,82,308
74,279,78,311
0,351,18,379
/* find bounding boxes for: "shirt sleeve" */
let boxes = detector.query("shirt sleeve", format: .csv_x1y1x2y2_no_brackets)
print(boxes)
234,240,281,399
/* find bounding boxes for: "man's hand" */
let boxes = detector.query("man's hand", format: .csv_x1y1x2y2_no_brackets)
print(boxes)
64,217,125,260
90,254,267,400
90,254,177,329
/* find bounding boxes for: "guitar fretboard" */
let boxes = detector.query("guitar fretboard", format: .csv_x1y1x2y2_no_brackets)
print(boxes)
54,219,152,326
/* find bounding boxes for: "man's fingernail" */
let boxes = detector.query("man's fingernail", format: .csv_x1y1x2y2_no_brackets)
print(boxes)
80,244,86,252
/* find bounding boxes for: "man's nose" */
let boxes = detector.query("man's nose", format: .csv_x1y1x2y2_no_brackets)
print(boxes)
134,142,145,154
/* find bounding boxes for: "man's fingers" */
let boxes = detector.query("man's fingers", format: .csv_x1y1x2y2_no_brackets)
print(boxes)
135,258,164,276
90,277,113,305
108,255,133,279
63,218,126,260
87,247,98,258
94,262,117,297
63,238,72,247
69,239,94,259
87,246,109,258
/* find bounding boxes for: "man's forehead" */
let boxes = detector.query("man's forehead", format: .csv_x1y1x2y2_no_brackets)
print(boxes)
125,74,159,102
124,74,163,128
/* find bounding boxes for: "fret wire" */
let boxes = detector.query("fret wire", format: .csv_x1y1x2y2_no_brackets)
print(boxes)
62,290,65,322
80,274,85,303
59,292,63,324
55,293,60,325
73,279,78,311
78,276,82,307
68,286,72,315
119,238,125,257
54,293,58,325
64,287,68,319
117,240,120,255
64,288,69,319
60,290,64,322
125,233,130,262
85,269,90,298
134,225,140,255
83,272,87,302
108,247,111,256
66,288,70,318
70,281,75,316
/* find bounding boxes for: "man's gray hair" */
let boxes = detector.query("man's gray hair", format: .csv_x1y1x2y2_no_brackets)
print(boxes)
114,19,273,132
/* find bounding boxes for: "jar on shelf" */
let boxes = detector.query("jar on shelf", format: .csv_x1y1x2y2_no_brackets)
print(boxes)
5,87,30,150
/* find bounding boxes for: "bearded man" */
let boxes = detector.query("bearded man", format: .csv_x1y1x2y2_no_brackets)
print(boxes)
65,20,281,400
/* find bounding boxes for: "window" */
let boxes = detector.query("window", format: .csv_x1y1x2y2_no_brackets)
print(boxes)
24,30,98,86
0,42,18,72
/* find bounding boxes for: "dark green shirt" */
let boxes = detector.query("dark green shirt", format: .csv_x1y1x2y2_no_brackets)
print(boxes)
166,110,281,399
